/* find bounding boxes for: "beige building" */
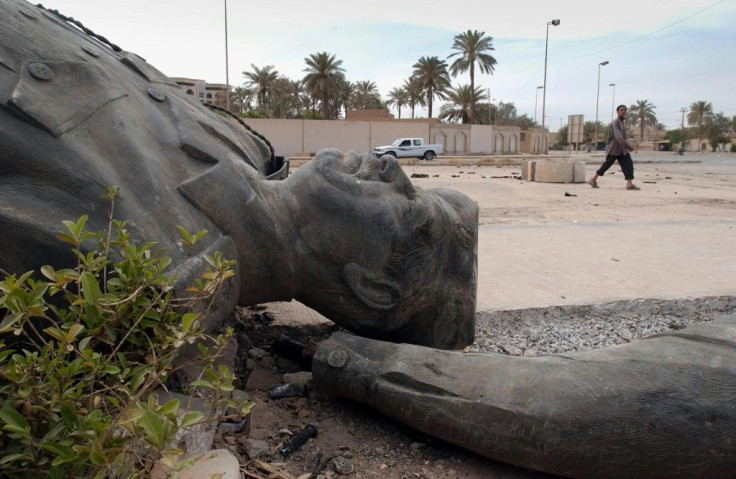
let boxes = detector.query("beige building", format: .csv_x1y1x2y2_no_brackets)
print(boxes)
171,77,229,108
518,128,548,155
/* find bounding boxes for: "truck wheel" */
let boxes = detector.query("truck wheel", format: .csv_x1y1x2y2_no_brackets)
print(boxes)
385,151,397,158
423,151,435,161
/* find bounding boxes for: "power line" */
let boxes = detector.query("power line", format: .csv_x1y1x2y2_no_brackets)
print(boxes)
556,0,728,61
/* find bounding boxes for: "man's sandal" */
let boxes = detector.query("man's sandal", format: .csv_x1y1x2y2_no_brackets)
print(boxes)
588,179,599,188
626,185,640,190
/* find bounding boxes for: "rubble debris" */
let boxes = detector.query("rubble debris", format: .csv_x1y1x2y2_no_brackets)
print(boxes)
278,424,318,456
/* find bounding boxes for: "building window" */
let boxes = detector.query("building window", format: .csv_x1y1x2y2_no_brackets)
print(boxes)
520,133,526,141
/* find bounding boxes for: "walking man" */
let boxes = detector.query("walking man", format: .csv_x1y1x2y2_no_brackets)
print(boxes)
588,105,640,190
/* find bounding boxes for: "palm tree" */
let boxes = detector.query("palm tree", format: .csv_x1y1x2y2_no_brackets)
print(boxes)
242,64,279,117
402,77,426,119
583,121,605,151
303,52,346,120
439,84,486,124
386,86,408,119
269,77,303,119
412,56,451,118
230,85,254,115
448,30,497,124
687,100,713,151
627,99,657,141
334,79,354,119
351,81,382,110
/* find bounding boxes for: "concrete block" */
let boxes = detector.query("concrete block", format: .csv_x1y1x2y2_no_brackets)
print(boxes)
573,160,587,183
521,160,536,181
534,160,574,183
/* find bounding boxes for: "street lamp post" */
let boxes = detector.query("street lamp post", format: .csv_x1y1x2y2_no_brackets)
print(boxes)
609,83,616,122
594,60,609,151
488,88,492,126
541,19,560,154
534,85,543,123
224,0,230,110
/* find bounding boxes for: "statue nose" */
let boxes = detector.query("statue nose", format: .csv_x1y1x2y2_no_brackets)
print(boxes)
378,155,400,182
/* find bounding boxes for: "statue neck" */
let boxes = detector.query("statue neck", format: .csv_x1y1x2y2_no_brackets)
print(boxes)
234,177,301,305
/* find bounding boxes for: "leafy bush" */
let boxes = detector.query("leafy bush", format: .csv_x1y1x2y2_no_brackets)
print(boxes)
0,187,251,478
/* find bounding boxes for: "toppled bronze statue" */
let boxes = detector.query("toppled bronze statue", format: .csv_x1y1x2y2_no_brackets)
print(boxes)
0,0,477,350
313,315,736,478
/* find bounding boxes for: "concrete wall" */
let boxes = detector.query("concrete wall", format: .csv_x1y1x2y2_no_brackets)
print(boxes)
234,118,520,157
245,118,304,155
519,128,546,155
304,120,371,155
470,125,494,154
372,122,429,150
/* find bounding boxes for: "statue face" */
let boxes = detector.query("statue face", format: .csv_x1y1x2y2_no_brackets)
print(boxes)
286,149,416,265
286,149,478,349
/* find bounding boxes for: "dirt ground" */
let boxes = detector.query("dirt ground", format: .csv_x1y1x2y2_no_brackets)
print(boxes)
219,154,736,478
229,306,559,479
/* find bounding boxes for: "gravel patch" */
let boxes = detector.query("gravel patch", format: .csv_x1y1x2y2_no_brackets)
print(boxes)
470,295,736,356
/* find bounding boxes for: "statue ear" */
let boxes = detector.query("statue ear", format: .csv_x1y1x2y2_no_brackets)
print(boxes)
342,263,401,311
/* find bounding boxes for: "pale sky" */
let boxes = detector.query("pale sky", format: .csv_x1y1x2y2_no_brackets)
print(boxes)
41,0,735,130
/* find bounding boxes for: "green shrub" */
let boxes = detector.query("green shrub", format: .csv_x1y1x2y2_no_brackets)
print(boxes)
0,187,251,478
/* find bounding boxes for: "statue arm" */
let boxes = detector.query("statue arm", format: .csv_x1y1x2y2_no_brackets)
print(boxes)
313,319,736,478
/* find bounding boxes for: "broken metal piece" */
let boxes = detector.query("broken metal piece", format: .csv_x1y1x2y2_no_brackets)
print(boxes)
278,424,317,456
269,383,308,399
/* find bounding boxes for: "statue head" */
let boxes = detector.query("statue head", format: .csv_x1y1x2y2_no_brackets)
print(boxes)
282,150,478,349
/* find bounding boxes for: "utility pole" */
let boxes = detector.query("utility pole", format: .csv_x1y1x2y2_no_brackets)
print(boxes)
594,61,609,151
224,0,230,110
680,108,686,128
488,88,492,126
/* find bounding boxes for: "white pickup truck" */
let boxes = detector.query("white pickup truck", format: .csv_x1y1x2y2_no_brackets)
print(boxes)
373,138,444,161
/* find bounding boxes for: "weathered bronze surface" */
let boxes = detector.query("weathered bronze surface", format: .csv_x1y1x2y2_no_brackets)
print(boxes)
313,314,736,478
0,0,478,350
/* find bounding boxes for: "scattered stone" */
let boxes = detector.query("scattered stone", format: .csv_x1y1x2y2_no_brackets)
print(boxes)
180,449,240,479
333,456,354,474
619,329,633,341
284,371,313,388
410,173,429,178
243,438,270,459
564,192,577,197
